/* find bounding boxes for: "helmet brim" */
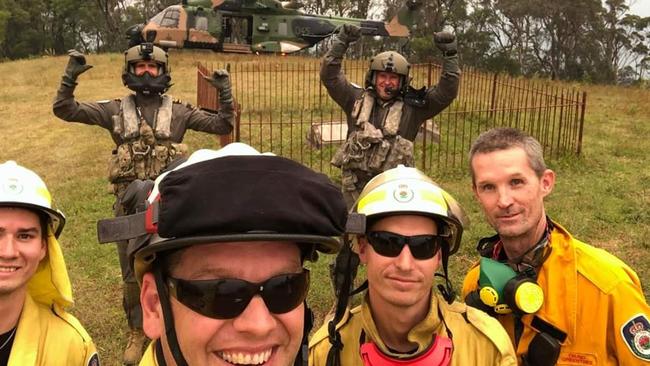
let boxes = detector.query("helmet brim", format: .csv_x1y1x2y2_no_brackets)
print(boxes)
0,202,65,238
135,233,340,262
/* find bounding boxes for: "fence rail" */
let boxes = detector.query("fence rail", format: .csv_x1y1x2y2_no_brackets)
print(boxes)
197,57,586,178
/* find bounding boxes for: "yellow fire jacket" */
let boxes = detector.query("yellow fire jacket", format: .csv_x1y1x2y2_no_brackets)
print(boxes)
7,231,98,366
309,291,517,366
462,221,650,365
138,342,157,366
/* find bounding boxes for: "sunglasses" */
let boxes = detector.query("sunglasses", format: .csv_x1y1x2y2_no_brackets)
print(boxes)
166,270,309,319
365,231,447,260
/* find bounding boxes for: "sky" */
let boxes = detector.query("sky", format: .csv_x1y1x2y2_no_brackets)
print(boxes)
628,0,650,17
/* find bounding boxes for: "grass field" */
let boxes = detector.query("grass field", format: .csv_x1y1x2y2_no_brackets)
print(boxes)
0,50,648,364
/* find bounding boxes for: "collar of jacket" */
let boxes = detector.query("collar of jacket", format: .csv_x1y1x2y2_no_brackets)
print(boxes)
528,220,577,345
472,219,577,346
360,291,446,358
8,294,41,365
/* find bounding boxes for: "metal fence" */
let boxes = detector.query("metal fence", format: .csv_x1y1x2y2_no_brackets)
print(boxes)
197,57,586,178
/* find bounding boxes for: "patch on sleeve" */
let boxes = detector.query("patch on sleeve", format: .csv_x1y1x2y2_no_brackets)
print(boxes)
87,352,100,366
620,314,650,360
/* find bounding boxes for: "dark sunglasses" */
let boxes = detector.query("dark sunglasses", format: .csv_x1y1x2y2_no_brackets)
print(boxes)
365,231,447,260
166,270,309,319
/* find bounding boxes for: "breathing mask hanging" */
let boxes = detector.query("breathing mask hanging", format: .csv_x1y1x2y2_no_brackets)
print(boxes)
465,257,544,315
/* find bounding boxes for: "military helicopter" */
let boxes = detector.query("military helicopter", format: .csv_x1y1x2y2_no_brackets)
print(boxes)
127,0,422,54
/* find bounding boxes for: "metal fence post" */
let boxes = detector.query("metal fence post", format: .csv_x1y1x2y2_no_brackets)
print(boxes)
577,91,587,155
489,73,498,119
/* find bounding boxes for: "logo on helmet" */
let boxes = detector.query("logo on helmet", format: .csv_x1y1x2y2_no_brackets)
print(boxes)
393,183,414,203
3,178,23,195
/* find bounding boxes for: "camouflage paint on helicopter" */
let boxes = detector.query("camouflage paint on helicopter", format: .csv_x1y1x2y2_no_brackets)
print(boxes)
128,0,422,54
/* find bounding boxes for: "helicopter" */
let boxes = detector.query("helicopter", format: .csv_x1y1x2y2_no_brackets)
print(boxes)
127,0,423,54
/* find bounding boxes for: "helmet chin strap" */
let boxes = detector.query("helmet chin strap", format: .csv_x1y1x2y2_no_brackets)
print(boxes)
153,268,189,366
435,243,455,304
295,303,313,366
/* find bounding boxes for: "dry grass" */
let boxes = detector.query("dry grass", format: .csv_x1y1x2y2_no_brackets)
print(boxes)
0,51,648,364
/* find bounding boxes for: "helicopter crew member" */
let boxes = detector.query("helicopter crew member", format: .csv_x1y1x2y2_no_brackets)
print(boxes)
322,24,460,208
309,165,517,366
52,44,235,365
0,161,98,365
96,143,347,366
462,127,650,365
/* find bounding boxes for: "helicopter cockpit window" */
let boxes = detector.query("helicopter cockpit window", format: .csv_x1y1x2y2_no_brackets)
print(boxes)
160,7,181,28
150,12,165,26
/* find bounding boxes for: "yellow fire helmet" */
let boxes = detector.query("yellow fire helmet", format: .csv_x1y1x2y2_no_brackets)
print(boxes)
349,164,468,255
0,161,66,238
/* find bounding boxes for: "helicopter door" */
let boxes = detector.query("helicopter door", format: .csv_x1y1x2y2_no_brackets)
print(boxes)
223,16,253,45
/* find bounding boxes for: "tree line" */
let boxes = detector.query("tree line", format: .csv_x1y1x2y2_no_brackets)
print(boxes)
0,0,648,84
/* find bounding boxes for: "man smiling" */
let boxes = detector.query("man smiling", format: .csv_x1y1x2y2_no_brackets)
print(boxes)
321,24,460,207
0,161,97,365
97,143,347,366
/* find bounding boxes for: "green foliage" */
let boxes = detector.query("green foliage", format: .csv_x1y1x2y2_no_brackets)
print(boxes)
0,0,648,84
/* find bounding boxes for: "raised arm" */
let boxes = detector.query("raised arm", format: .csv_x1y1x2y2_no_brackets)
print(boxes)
320,24,364,113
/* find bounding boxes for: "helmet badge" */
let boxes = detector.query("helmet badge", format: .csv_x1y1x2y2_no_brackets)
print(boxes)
3,178,23,195
393,183,414,203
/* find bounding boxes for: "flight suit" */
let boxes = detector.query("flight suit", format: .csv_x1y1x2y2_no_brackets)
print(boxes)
53,83,234,330
309,292,517,366
462,221,650,365
321,46,459,207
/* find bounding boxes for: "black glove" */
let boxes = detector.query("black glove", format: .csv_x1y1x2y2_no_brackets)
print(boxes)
335,24,362,45
62,49,93,87
434,32,458,57
204,69,233,104
326,24,362,59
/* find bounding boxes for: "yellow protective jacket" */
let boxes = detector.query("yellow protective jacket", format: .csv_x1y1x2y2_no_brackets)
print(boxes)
7,231,98,366
309,292,517,366
462,221,650,365
138,342,158,366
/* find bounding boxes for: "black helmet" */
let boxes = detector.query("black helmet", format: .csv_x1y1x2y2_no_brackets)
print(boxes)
121,43,171,94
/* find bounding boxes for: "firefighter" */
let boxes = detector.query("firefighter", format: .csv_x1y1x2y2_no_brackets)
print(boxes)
0,161,98,365
310,165,516,366
96,143,347,366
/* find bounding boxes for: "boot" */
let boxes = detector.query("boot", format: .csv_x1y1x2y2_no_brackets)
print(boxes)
123,328,148,365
